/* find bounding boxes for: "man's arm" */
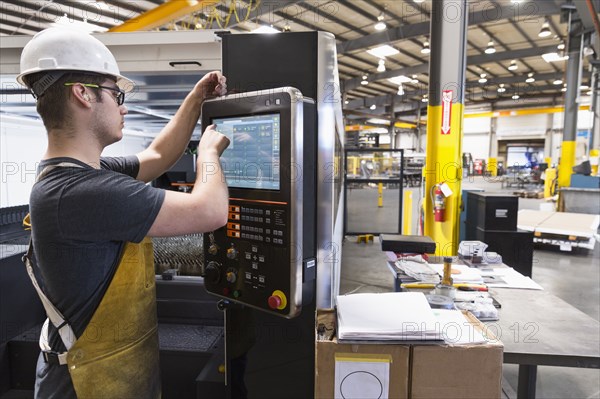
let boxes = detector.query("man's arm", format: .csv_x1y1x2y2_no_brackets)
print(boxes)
147,125,230,236
135,71,227,183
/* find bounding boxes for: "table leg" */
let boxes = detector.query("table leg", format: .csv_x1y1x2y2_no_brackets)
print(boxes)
517,364,537,398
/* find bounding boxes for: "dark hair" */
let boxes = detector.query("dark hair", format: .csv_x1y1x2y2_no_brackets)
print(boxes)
23,72,107,131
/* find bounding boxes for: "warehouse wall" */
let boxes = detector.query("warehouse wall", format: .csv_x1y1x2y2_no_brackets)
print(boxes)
0,114,150,207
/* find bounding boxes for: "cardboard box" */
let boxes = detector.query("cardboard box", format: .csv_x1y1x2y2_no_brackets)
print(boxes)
315,310,503,399
410,312,503,399
315,309,411,399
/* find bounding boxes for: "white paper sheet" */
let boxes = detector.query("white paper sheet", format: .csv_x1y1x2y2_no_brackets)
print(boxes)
334,354,390,399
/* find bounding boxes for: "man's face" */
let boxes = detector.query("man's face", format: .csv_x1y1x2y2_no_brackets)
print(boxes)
90,79,128,146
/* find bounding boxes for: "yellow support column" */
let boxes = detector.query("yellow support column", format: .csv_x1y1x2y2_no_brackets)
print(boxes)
590,149,599,176
544,167,557,198
487,157,497,177
403,190,413,235
423,0,468,257
558,141,576,188
378,183,383,208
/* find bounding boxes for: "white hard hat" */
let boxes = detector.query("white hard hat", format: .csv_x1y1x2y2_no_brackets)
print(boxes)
17,28,134,96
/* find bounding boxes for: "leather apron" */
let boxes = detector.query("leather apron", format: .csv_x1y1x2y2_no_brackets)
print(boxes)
67,237,161,399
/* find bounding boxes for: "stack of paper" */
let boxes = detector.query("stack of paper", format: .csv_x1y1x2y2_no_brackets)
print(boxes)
336,292,442,341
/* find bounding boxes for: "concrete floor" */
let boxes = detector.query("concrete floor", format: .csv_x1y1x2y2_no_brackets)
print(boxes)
340,176,600,399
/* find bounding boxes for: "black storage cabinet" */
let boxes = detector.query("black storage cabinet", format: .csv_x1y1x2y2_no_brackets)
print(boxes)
466,192,518,231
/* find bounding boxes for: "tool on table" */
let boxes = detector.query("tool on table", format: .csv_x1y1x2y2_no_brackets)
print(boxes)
434,257,457,299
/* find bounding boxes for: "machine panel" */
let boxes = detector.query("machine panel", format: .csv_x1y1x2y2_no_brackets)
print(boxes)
201,87,315,318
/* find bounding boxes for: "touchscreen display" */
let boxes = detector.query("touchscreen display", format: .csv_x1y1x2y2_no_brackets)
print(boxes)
212,114,281,190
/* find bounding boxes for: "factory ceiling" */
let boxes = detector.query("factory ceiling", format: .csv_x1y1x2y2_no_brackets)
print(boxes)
1,0,599,132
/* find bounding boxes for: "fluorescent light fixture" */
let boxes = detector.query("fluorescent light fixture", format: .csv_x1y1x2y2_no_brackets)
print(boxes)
252,25,279,34
542,52,569,62
526,73,535,83
388,75,413,85
374,14,386,31
497,84,506,93
485,41,496,54
587,90,592,96
421,94,428,103
411,75,419,84
512,94,520,100
479,73,487,84
421,41,430,54
397,84,404,96
367,45,399,58
553,79,563,85
370,104,377,110
361,75,369,85
344,100,349,105
413,0,425,3
580,85,589,90
508,60,518,71
538,21,551,38
377,59,386,72
557,41,565,50
561,84,567,92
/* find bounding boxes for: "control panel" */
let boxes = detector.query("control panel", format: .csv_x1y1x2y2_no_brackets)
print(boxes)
201,87,316,318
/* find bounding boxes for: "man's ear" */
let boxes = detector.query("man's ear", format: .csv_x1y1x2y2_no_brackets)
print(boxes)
70,84,92,108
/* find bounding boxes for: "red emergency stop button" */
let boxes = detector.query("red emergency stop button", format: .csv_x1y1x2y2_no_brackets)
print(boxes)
267,290,287,310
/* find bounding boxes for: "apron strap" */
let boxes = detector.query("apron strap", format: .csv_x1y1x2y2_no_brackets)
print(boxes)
23,162,85,360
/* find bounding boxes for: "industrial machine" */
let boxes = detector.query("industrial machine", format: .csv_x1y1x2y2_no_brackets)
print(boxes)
201,87,317,318
200,31,344,398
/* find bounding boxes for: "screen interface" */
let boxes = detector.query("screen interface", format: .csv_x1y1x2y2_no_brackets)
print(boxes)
212,113,281,190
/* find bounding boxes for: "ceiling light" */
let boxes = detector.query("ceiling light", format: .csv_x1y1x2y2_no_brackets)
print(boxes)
397,84,404,96
413,0,425,3
557,41,565,50
421,94,428,103
282,24,291,32
526,73,535,83
388,75,413,85
542,52,569,62
374,14,386,31
367,45,399,58
553,79,563,85
252,25,279,34
377,59,386,73
479,73,488,84
512,94,520,100
561,84,567,92
370,104,377,110
511,0,523,3
508,60,518,71
538,21,551,38
361,75,369,85
421,41,430,54
497,84,506,93
344,100,349,105
580,85,589,90
587,90,593,96
485,41,496,54
411,75,419,84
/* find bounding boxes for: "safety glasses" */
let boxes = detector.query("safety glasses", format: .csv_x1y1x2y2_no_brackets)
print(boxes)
64,82,125,106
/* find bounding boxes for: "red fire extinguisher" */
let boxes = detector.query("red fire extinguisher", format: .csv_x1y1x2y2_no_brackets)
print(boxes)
433,184,446,222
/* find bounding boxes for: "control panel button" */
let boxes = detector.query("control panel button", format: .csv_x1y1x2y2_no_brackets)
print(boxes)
267,290,288,310
204,261,222,284
208,244,218,255
226,271,237,283
226,244,238,260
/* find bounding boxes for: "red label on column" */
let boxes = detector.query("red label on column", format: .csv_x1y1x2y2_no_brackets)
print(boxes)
441,90,452,135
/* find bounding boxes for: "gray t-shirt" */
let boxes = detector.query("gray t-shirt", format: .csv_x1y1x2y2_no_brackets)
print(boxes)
30,156,165,398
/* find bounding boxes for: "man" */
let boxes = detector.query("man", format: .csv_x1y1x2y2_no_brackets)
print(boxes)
17,27,230,398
